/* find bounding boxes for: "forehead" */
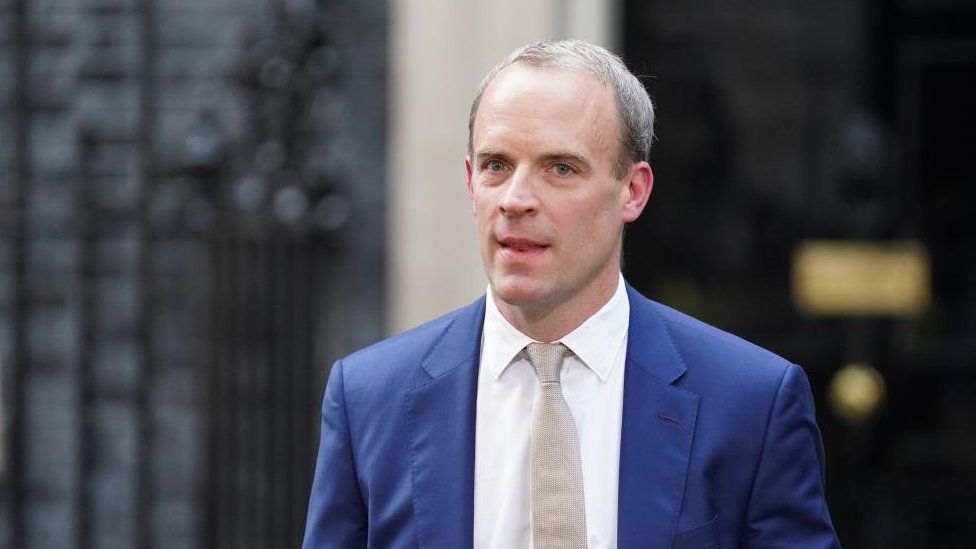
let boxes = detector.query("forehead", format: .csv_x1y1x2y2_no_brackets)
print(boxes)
473,65,620,161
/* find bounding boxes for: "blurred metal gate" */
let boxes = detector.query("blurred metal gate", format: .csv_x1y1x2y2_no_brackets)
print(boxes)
206,227,324,549
1,0,386,547
199,9,353,547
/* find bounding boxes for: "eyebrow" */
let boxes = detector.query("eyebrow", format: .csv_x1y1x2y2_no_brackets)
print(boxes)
541,151,592,173
473,149,508,162
473,149,592,173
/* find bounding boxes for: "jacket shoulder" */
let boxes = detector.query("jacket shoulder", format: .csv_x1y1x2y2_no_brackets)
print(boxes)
649,300,795,387
337,297,483,393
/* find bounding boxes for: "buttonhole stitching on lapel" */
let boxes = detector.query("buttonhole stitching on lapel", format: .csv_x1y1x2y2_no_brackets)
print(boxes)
657,413,681,424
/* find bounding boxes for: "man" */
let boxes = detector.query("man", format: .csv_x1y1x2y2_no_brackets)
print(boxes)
303,40,839,548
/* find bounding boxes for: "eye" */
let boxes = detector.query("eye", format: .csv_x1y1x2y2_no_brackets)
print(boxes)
485,159,506,172
552,162,575,176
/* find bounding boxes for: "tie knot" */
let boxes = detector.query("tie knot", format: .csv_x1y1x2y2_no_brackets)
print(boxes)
525,342,568,384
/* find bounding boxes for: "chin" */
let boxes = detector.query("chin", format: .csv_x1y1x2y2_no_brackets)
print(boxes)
489,275,550,308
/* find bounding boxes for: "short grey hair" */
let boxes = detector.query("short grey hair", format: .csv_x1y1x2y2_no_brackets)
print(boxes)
467,39,655,178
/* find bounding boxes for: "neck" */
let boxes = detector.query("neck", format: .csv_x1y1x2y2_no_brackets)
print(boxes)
494,272,620,343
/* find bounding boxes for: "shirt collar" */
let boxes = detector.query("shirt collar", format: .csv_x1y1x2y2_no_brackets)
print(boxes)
482,274,630,382
482,287,536,380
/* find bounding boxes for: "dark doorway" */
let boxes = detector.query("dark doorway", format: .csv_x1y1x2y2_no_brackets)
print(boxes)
622,1,976,546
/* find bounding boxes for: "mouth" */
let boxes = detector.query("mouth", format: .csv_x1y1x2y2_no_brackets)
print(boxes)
497,237,550,258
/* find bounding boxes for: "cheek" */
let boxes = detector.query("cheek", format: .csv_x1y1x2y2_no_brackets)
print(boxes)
474,199,496,225
471,185,497,211
576,192,621,230
472,196,496,235
470,193,489,218
568,196,624,253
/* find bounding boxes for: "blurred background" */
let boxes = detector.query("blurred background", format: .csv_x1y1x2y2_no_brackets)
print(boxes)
0,0,973,547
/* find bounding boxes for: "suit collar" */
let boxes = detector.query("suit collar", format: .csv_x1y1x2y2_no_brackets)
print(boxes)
624,283,688,384
414,282,681,382
419,297,485,379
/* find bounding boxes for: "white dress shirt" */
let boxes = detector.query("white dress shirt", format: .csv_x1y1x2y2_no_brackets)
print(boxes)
474,274,629,549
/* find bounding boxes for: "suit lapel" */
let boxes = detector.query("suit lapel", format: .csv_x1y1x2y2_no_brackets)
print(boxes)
402,288,699,547
618,285,700,548
405,297,485,549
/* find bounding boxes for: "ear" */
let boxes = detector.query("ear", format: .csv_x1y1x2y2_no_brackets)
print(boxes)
465,156,476,214
621,161,653,223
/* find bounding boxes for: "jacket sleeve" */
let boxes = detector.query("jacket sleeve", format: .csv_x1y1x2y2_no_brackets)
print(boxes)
302,359,368,548
743,363,841,548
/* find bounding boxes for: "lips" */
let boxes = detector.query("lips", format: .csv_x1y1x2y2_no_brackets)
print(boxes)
499,236,548,248
497,236,549,259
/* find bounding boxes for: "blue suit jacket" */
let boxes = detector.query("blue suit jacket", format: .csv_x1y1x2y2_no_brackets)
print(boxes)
303,285,840,548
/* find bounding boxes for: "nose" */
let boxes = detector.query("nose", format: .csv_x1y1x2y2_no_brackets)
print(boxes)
498,167,539,218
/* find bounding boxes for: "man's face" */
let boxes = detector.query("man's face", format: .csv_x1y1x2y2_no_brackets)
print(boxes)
466,64,651,316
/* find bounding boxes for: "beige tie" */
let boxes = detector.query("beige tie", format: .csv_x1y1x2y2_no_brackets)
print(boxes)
526,342,588,549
